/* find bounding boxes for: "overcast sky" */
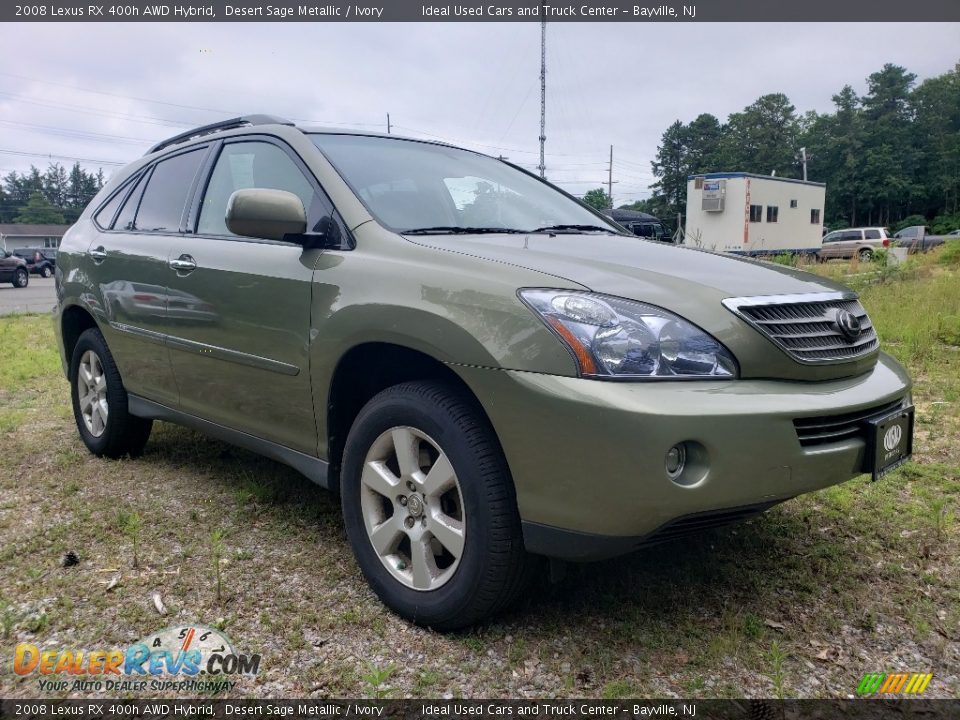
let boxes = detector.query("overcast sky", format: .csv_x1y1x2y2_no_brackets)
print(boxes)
0,22,957,204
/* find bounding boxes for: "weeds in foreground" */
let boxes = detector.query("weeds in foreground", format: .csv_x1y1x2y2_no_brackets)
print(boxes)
765,641,788,700
361,662,397,699
115,510,143,568
210,529,225,604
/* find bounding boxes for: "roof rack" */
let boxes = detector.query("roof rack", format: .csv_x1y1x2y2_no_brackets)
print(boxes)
145,114,296,156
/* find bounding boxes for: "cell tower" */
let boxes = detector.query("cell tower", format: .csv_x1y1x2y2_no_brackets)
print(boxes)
538,16,546,179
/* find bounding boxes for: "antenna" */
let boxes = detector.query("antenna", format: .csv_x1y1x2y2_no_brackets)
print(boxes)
538,13,546,179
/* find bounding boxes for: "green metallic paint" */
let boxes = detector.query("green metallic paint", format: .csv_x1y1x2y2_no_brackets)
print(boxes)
450,353,910,536
52,123,915,558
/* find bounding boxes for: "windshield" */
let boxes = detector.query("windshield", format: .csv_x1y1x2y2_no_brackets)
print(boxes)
311,134,620,235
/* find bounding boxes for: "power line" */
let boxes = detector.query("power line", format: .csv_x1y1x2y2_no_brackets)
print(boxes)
0,148,125,166
0,119,153,145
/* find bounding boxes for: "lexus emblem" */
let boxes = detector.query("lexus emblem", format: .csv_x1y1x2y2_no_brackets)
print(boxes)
834,309,863,341
883,425,903,452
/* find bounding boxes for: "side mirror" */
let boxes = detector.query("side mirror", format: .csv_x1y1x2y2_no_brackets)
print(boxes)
225,188,307,242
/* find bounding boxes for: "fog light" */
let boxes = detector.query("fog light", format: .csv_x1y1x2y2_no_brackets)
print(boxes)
665,444,686,478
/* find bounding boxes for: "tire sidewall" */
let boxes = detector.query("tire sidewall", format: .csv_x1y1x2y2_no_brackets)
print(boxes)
41,265,52,278
341,389,499,625
70,330,115,455
14,268,28,288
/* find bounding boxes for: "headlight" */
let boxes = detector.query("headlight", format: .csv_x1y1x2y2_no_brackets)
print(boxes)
519,289,738,379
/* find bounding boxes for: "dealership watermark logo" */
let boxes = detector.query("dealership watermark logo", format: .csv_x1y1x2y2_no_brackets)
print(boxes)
856,672,932,695
13,624,260,693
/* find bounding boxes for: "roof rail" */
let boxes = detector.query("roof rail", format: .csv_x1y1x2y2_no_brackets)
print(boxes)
145,114,296,156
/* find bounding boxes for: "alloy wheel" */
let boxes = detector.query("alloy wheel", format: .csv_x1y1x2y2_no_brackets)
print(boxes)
360,426,465,591
78,350,109,437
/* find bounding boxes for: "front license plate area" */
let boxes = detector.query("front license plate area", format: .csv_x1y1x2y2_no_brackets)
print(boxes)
863,405,914,481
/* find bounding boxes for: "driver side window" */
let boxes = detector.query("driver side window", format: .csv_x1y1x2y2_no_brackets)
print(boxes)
197,141,317,238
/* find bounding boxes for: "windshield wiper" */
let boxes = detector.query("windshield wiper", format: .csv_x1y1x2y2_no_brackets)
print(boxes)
402,226,526,235
530,224,615,234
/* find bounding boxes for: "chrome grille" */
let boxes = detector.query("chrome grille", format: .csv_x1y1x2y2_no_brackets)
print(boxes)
793,399,903,447
724,293,879,363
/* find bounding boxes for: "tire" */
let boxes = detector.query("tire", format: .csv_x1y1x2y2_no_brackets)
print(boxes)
858,248,872,262
341,380,532,630
69,327,153,459
41,265,52,278
12,268,28,288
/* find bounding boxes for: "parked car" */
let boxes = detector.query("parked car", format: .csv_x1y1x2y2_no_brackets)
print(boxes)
893,225,947,252
600,208,674,243
947,229,960,237
53,115,914,629
12,247,57,278
818,227,892,261
0,250,30,288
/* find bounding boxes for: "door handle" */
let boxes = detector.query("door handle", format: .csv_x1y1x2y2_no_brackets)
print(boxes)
169,254,197,272
89,246,107,262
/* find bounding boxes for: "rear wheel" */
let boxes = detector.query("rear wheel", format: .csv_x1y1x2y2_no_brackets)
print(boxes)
12,268,28,288
41,265,53,278
70,328,153,458
858,248,873,262
341,381,532,630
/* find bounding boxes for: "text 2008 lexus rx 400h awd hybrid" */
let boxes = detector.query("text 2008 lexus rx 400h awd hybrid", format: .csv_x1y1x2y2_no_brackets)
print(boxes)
53,116,913,629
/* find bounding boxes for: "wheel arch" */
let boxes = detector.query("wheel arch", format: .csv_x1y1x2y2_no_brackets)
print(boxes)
324,342,503,495
61,304,100,370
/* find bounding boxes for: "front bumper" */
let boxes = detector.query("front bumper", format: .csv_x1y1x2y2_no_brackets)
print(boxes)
453,353,911,561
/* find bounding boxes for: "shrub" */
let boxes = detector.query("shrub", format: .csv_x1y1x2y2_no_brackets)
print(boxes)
931,213,960,235
938,240,960,267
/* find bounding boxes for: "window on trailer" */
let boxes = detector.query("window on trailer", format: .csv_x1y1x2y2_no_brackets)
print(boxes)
749,205,762,222
766,206,779,223
811,209,821,224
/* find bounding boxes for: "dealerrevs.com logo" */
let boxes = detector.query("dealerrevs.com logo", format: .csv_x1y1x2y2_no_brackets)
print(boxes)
13,625,261,693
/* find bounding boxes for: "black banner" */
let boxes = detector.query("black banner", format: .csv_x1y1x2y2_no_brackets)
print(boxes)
3,0,960,22
3,700,960,720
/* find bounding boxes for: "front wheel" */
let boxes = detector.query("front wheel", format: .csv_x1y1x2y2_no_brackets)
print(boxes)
12,268,28,288
70,328,153,458
41,265,53,278
341,381,533,630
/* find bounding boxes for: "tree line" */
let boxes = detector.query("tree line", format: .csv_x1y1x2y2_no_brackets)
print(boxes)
619,62,960,233
0,163,105,225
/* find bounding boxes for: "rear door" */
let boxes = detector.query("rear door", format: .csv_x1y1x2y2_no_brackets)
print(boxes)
837,230,863,258
166,137,336,455
91,147,210,406
820,231,842,259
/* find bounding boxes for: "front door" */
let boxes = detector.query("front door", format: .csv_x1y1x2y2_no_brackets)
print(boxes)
166,138,332,455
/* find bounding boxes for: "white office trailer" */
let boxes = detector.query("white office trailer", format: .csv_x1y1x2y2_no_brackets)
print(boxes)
683,173,826,256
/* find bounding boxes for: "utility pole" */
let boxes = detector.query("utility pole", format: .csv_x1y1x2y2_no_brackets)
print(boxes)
800,146,807,182
387,113,391,134
607,145,614,208
538,14,546,179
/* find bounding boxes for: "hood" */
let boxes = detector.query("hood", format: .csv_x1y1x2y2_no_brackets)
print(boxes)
407,232,876,381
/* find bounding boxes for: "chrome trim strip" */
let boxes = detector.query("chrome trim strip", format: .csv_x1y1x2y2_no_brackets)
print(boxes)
164,335,300,376
722,291,879,366
722,291,858,308
108,322,300,376
108,321,166,346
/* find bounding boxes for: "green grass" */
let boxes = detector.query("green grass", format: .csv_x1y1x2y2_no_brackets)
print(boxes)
0,251,958,699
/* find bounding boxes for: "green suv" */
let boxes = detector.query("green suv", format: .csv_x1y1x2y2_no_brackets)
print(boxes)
54,115,913,629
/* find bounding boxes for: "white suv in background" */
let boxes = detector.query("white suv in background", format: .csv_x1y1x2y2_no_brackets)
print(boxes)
819,227,892,261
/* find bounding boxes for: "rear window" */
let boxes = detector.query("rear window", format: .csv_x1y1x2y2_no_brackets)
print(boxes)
94,183,130,229
133,149,206,232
